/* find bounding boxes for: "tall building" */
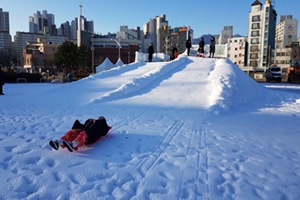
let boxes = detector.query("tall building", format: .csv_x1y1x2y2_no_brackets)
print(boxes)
274,16,298,73
0,8,9,32
77,3,94,47
29,10,55,34
248,0,277,70
143,15,168,52
276,15,298,48
0,8,11,55
71,18,78,40
77,3,83,47
218,26,233,44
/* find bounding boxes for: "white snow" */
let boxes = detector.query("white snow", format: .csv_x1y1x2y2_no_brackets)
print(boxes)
1,56,300,200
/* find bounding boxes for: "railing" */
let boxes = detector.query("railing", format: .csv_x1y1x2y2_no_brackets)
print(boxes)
17,78,27,83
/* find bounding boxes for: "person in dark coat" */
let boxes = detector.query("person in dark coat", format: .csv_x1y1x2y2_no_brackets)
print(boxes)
0,67,4,95
209,36,216,58
49,116,111,152
148,43,154,62
198,37,205,54
172,45,178,60
186,36,192,56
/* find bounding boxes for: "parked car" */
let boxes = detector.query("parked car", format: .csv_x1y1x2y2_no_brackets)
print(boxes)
265,65,282,82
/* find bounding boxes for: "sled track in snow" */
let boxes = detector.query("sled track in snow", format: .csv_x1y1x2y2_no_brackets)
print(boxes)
137,120,185,175
178,126,209,199
109,109,150,131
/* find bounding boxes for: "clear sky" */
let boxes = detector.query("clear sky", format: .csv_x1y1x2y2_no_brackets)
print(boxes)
1,0,300,39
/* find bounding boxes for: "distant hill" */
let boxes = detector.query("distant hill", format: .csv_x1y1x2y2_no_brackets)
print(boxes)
193,34,219,45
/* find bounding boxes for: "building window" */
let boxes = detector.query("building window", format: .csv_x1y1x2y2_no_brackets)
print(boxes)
250,61,258,67
250,53,258,59
250,46,259,51
252,23,260,29
251,31,260,37
251,38,259,44
252,15,260,22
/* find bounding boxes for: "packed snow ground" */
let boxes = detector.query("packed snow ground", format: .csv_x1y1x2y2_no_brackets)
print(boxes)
0,57,300,200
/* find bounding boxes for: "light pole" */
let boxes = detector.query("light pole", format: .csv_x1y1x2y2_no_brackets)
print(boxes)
111,38,122,59
91,34,95,74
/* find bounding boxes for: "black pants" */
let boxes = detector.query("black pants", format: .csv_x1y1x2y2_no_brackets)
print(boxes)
187,48,190,56
0,84,3,95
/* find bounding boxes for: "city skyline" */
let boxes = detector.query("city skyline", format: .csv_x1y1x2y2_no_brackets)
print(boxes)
1,0,300,39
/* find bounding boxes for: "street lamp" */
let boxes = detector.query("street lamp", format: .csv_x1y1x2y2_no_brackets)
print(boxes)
110,38,122,59
91,34,95,74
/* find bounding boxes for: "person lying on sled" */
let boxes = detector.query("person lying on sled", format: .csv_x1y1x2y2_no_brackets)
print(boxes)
49,116,111,152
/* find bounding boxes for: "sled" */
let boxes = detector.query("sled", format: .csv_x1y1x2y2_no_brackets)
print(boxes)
197,53,205,58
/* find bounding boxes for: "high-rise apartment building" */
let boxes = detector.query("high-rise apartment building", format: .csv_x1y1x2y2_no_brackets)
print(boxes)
248,0,277,69
276,15,298,48
143,15,168,52
29,10,56,35
218,26,233,44
0,8,9,32
274,16,298,72
0,8,11,52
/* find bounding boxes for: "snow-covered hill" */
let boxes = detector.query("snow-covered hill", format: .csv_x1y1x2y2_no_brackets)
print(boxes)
1,57,300,199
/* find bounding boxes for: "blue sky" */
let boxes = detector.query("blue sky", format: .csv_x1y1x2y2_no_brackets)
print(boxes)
1,0,300,39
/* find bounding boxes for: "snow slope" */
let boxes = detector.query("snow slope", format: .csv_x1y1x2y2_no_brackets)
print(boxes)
0,57,300,200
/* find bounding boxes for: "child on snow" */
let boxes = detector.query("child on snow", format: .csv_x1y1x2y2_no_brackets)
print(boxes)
49,116,111,152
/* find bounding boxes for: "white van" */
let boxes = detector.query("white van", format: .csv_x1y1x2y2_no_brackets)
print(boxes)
265,65,282,82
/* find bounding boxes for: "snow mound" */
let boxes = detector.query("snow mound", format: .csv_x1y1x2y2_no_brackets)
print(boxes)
208,59,267,111
91,57,267,113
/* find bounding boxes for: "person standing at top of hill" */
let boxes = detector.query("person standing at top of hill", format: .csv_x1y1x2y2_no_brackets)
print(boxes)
186,36,192,56
198,37,205,54
148,43,154,62
209,36,216,58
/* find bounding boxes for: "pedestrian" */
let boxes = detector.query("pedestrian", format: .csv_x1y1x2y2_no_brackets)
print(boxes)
49,116,111,152
172,45,178,59
198,37,205,54
186,36,192,56
0,67,4,95
209,36,216,58
148,43,154,62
